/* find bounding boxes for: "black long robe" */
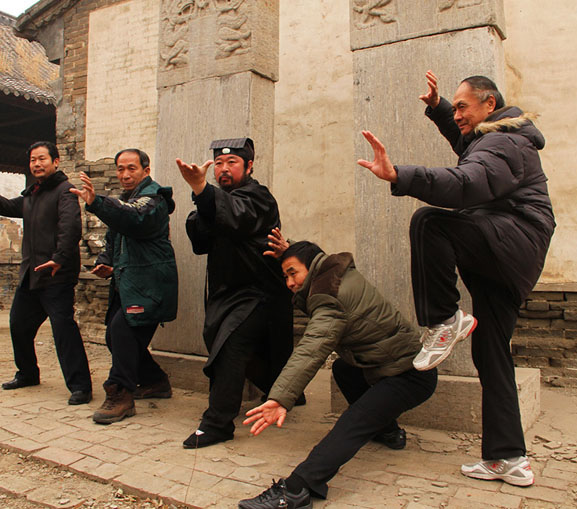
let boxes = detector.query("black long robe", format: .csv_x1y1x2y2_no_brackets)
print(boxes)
186,178,293,384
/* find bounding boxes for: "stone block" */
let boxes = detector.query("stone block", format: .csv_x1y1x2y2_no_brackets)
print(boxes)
150,350,259,399
154,71,275,356
331,368,540,433
519,309,562,319
530,290,565,301
526,300,550,311
151,350,208,392
158,0,279,87
564,309,577,321
350,0,505,51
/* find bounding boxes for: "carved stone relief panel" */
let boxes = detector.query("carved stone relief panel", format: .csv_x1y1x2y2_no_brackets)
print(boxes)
352,0,398,30
214,0,252,59
160,0,212,71
158,0,276,88
438,0,483,11
350,0,505,51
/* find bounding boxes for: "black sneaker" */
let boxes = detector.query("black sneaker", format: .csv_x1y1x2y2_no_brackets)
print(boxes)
373,427,406,450
238,479,312,509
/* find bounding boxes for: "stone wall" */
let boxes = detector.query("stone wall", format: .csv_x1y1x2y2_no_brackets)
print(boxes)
0,218,22,310
69,157,119,345
24,0,156,345
84,0,159,165
513,286,577,388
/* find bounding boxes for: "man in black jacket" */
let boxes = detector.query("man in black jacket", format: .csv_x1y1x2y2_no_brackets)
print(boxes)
176,138,294,448
0,141,92,405
359,72,555,487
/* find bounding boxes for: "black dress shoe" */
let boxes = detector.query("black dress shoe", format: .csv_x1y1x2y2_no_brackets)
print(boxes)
2,377,40,390
68,390,92,405
183,429,233,449
373,427,407,450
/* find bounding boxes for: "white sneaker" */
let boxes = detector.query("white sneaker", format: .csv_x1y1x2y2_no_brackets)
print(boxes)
413,309,477,371
461,456,534,487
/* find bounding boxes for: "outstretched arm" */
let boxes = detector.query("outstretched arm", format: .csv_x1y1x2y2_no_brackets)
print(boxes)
243,400,287,436
69,172,95,205
357,130,398,183
263,227,289,258
176,158,213,196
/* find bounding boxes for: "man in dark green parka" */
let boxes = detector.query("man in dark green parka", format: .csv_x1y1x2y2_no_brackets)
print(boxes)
240,241,437,508
72,148,178,424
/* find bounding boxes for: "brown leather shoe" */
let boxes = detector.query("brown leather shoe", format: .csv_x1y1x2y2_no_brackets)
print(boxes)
92,384,135,424
134,378,172,399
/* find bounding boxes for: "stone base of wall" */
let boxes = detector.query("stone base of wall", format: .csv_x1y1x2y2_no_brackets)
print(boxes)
513,284,577,388
331,368,541,433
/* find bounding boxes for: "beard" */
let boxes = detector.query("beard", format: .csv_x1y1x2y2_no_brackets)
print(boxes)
218,171,251,192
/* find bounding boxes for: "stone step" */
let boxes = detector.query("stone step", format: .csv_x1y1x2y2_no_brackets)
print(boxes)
331,368,541,434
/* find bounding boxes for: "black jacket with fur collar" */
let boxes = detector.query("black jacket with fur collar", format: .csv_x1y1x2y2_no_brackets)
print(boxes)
393,98,555,301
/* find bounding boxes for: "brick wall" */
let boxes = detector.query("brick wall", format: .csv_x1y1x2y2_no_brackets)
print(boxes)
69,158,120,344
0,218,22,310
513,286,577,388
38,0,156,344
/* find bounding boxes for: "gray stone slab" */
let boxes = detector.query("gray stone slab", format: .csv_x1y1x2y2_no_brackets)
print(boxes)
350,0,505,50
353,27,505,376
153,72,275,355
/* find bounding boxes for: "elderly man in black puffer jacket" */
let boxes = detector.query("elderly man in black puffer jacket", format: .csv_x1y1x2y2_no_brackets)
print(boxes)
359,71,555,488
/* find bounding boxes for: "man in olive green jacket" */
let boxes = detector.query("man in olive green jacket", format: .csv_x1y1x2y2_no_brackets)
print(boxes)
240,241,437,508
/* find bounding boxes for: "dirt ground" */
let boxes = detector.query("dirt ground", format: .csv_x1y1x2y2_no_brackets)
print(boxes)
0,448,185,509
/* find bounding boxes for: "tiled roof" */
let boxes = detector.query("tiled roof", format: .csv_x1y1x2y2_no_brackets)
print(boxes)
0,23,58,105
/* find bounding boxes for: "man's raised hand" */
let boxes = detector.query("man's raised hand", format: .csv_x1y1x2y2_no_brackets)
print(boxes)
263,227,289,258
243,400,287,436
357,130,398,183
418,70,440,109
70,172,96,205
176,158,213,195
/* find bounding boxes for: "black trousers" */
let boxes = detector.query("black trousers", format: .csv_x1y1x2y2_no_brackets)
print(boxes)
201,304,273,437
9,277,91,392
410,207,526,460
105,295,166,392
293,359,437,498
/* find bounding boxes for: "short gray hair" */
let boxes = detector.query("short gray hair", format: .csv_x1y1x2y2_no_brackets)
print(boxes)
461,76,505,110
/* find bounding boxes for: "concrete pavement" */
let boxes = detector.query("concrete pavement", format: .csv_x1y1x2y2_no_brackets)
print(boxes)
1,310,576,508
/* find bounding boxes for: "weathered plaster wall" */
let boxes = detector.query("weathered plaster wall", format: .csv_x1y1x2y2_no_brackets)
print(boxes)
273,0,354,254
85,0,159,166
503,1,577,284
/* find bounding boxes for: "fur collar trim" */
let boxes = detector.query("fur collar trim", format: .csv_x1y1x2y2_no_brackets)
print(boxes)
475,112,537,135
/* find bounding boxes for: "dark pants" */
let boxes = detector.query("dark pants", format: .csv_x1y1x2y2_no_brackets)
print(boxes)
105,295,166,392
201,304,272,437
410,207,526,460
293,359,437,498
9,277,91,392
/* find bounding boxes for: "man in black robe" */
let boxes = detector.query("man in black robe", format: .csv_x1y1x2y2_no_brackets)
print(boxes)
176,138,294,448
